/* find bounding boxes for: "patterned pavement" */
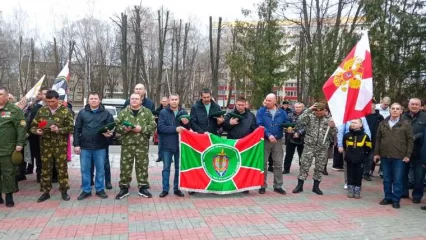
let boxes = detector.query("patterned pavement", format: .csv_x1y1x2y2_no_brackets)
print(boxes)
1,151,426,240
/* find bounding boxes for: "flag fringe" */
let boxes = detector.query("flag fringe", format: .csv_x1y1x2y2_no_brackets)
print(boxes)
179,186,262,195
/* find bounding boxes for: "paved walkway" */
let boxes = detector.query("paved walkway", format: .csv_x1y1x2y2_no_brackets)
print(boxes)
1,153,426,240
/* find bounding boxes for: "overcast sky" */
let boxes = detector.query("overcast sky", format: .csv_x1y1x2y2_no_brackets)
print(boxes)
1,0,260,37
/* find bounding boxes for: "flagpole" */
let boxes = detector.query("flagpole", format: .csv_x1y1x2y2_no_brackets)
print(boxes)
322,126,330,144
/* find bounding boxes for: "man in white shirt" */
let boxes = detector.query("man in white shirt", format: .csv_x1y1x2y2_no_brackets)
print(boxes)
375,96,391,118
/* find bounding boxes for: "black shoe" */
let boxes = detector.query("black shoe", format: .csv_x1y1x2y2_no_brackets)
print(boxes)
379,199,392,205
61,191,70,201
259,188,266,194
413,199,421,204
96,190,108,199
37,193,50,203
115,187,129,200
267,166,273,172
155,158,162,162
323,170,329,176
174,190,184,197
273,188,286,195
421,206,426,210
392,202,400,209
77,191,92,200
5,193,14,207
242,190,249,194
408,183,414,189
363,175,372,181
0,194,3,204
106,182,113,190
16,175,27,181
292,179,304,194
312,180,323,195
188,191,197,195
282,169,290,174
52,178,58,183
159,191,168,198
138,187,152,198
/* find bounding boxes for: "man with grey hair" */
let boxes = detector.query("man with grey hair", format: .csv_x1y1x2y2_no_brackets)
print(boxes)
376,96,391,118
283,102,305,174
401,98,426,204
256,93,290,195
123,83,155,112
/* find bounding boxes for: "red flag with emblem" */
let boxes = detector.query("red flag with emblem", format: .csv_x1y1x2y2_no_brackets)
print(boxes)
322,33,373,126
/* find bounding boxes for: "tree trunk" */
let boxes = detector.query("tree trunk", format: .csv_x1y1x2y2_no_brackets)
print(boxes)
119,13,128,98
175,20,182,95
156,8,169,103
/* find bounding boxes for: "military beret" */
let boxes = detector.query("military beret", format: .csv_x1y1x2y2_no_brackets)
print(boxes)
122,121,135,128
177,114,190,121
11,151,23,165
209,110,227,118
228,112,245,120
315,102,326,110
98,122,116,133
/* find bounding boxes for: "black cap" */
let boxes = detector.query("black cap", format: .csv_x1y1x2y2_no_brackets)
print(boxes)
282,100,289,105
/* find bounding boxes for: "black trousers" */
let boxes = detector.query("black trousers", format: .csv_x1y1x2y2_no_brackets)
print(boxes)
347,162,364,187
27,135,42,174
283,142,304,171
332,145,344,169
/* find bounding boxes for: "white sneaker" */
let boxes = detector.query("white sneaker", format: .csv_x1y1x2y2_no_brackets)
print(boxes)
344,184,348,190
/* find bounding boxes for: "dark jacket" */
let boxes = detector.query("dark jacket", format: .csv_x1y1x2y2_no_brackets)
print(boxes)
422,128,426,166
374,117,414,160
256,106,289,140
73,104,114,150
286,110,305,145
365,110,384,149
123,97,155,113
401,111,426,159
223,108,257,139
343,129,372,164
190,99,222,135
157,106,190,152
27,101,43,133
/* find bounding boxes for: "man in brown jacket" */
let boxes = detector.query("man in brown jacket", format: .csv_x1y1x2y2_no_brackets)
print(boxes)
374,103,414,209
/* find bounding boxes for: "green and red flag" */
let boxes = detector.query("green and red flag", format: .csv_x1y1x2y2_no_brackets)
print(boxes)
179,127,264,194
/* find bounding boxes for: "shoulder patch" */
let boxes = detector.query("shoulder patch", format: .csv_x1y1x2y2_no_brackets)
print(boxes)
20,120,27,127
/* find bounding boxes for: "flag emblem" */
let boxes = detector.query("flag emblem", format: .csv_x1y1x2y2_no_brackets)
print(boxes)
202,147,240,181
333,57,363,92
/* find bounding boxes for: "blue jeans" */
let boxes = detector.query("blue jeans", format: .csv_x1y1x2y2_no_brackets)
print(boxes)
403,158,425,200
381,158,406,203
81,149,106,193
158,134,163,160
162,151,179,192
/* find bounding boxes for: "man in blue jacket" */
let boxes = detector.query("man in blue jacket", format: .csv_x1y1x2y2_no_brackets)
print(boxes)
256,93,289,195
421,127,426,210
157,94,190,198
123,83,155,112
74,92,114,200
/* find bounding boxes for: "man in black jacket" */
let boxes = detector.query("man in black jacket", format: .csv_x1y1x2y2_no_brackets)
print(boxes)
223,96,257,139
123,83,155,112
365,101,384,181
154,96,169,162
190,88,224,135
157,94,190,198
73,92,114,200
401,98,426,203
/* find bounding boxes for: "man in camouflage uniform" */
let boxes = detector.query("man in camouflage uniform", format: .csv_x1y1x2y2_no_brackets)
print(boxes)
0,87,26,207
292,103,337,195
30,90,74,202
115,93,156,199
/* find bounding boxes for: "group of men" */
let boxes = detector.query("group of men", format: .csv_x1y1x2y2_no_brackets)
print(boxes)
1,83,425,211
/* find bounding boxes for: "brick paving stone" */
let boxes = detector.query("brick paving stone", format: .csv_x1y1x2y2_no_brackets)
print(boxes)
1,154,426,239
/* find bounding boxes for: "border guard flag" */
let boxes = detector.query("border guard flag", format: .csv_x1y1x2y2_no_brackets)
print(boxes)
322,33,373,126
179,127,264,194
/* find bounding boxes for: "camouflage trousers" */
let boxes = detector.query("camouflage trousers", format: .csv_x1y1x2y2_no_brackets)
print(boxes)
40,143,70,193
119,143,149,188
0,155,16,193
298,144,328,181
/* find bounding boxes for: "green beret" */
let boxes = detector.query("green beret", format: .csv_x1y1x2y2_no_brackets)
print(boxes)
11,151,23,165
209,110,227,118
228,112,245,120
177,114,190,121
98,122,116,133
122,121,135,128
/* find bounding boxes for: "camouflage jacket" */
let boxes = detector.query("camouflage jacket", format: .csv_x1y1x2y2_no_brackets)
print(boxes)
296,108,337,147
0,102,27,156
30,105,74,146
116,106,156,146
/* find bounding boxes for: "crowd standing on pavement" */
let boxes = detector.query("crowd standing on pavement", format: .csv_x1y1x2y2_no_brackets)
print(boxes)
0,84,425,212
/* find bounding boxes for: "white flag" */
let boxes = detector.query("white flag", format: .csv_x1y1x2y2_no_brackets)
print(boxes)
25,75,45,99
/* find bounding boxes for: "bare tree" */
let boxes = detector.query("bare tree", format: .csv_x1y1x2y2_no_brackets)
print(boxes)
209,16,222,97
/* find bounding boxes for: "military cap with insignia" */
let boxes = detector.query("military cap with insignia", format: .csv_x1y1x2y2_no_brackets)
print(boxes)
209,110,226,118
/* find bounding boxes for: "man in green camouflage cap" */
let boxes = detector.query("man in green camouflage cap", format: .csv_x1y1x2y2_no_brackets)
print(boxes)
30,90,74,203
292,102,337,195
115,93,156,200
0,87,26,207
